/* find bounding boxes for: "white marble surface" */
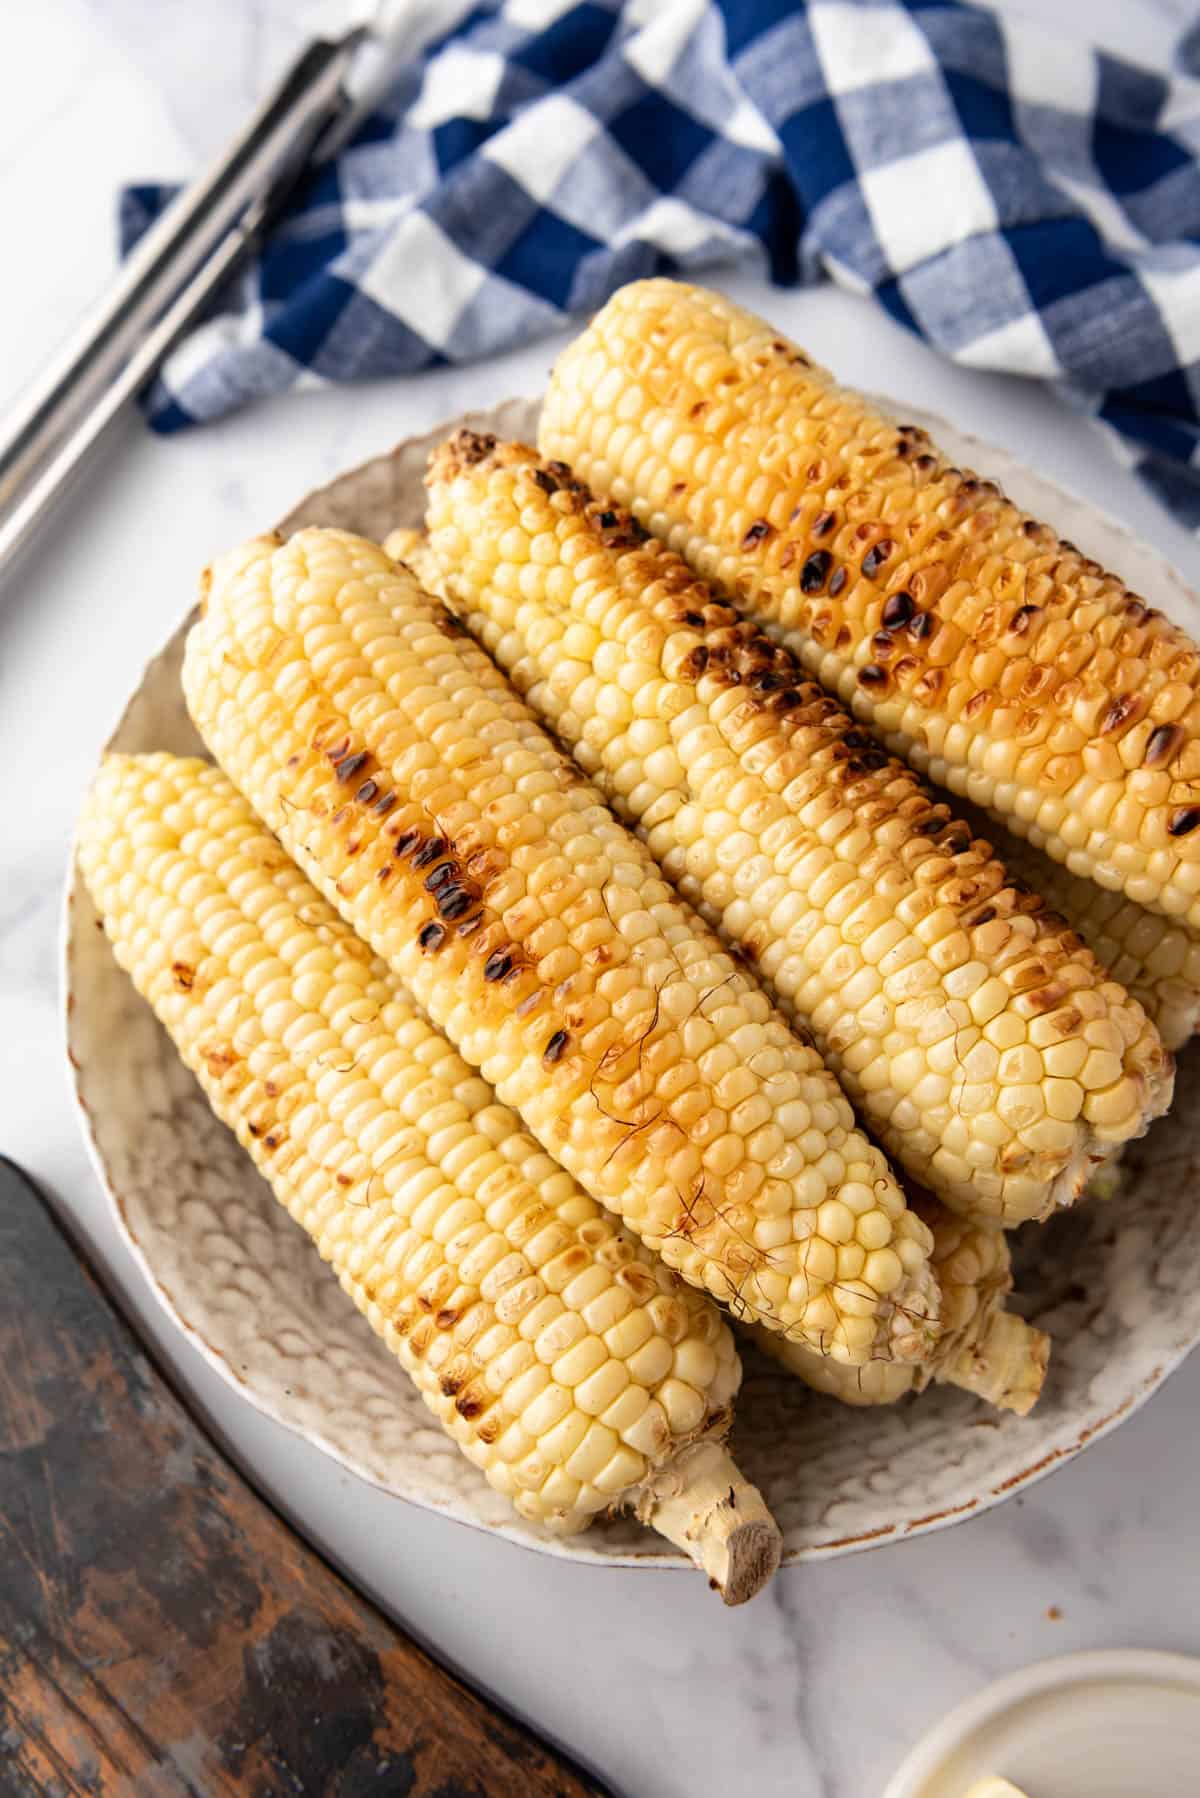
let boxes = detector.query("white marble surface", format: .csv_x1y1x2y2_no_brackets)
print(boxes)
5,4,1200,1794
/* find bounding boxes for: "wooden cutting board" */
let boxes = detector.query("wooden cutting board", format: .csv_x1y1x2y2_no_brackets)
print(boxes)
0,1156,614,1796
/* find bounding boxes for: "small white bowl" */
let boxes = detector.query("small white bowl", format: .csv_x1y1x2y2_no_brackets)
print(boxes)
65,397,1200,1569
883,1649,1200,1797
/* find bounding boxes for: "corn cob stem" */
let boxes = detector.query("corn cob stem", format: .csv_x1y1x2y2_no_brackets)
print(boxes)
422,438,1171,1227
184,528,940,1362
753,1308,1047,1412
948,1308,1047,1413
637,1439,781,1602
78,753,781,1593
541,279,1200,931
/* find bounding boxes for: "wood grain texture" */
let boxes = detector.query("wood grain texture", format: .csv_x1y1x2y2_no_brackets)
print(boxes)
0,1157,614,1797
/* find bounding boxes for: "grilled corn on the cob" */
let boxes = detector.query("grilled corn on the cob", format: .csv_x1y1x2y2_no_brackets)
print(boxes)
541,279,1200,930
78,752,781,1598
750,1193,1047,1413
183,527,940,1362
422,438,1172,1226
398,511,1047,1410
953,799,1200,1052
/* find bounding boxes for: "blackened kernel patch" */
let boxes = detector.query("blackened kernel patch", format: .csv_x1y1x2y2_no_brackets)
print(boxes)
861,539,893,580
881,591,914,629
1145,723,1183,767
1099,695,1140,736
437,887,476,921
800,550,833,593
543,1029,570,1064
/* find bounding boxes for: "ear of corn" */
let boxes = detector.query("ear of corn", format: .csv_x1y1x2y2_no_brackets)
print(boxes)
540,278,1200,931
748,1192,1048,1414
78,752,781,1598
422,438,1172,1228
951,798,1200,1053
182,527,940,1362
384,526,440,585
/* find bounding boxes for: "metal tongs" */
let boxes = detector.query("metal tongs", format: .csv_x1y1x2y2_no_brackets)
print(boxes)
0,3,457,580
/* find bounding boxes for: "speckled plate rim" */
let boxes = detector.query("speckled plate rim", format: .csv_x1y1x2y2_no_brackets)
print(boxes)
63,393,1200,1571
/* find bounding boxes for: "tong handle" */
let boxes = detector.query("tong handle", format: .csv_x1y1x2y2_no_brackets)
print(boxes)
0,30,363,578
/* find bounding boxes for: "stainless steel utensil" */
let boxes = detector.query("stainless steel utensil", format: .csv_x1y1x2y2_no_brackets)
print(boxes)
0,7,444,581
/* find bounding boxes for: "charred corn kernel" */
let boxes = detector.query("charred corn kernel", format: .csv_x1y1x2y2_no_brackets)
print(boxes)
79,754,780,1600
423,438,1171,1226
750,1190,1048,1413
541,279,1200,929
952,797,1200,1051
184,529,939,1360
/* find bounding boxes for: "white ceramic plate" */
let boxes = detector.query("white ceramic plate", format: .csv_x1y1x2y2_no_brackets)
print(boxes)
65,396,1200,1570
882,1649,1200,1797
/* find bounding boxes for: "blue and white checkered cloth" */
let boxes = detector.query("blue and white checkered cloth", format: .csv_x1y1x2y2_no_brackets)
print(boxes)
123,0,1200,530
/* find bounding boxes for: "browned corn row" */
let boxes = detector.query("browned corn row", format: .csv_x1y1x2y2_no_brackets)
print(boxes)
422,438,1172,1226
540,279,1200,930
183,527,940,1363
749,1193,1048,1413
78,752,781,1596
950,798,1200,1052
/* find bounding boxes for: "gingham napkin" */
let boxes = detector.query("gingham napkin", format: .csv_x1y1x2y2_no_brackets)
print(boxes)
122,0,1200,529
